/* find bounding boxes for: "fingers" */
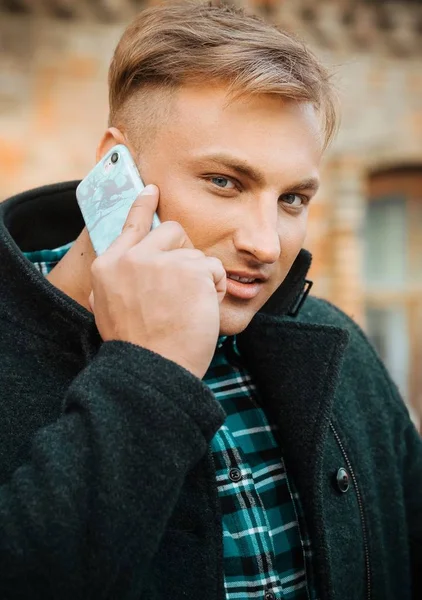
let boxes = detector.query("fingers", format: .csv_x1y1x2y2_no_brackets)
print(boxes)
107,184,159,255
144,247,226,300
164,248,205,261
139,220,195,252
206,256,227,301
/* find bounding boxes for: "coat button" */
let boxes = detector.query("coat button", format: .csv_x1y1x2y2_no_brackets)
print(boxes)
229,468,242,483
336,467,350,493
264,591,276,600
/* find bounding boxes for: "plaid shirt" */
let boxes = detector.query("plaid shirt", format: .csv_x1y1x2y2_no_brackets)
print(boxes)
207,337,314,600
25,243,315,600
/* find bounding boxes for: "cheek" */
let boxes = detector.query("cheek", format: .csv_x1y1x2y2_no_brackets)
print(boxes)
154,176,195,224
278,214,308,257
154,175,229,247
156,186,221,250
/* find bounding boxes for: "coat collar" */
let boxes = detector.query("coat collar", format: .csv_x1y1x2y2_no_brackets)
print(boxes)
259,247,314,318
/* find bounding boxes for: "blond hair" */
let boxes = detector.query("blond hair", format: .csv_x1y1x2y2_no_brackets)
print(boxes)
109,2,338,148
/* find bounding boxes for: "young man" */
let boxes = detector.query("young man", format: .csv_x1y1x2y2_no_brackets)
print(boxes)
0,3,420,599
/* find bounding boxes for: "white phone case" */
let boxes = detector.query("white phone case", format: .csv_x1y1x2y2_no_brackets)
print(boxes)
76,144,160,255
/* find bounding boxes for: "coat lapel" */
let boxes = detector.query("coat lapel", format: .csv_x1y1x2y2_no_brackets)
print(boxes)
237,314,349,471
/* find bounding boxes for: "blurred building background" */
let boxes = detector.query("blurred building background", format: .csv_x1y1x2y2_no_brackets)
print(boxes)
0,0,421,423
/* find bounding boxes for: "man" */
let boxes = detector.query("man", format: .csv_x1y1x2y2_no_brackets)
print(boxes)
0,3,420,599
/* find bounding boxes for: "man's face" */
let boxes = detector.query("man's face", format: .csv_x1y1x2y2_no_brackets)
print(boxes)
135,85,323,336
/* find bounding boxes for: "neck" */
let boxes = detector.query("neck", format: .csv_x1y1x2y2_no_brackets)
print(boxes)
46,229,96,311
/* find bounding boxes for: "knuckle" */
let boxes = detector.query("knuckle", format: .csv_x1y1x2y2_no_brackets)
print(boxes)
183,249,204,261
91,256,108,278
207,256,224,269
123,248,146,269
163,220,185,236
122,222,140,233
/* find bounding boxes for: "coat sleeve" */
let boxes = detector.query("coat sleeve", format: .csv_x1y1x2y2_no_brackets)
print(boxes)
403,418,422,600
0,341,225,599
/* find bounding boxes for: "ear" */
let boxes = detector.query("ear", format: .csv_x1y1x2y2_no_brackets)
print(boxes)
96,127,127,162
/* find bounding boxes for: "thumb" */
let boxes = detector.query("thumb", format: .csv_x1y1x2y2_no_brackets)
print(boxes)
107,184,160,255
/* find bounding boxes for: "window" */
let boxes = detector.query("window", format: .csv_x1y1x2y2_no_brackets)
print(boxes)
364,167,422,422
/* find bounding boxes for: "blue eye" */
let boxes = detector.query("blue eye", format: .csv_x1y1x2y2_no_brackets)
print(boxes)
280,193,305,207
210,176,235,190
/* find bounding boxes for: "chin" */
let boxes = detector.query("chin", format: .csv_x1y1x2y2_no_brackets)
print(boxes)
219,303,257,337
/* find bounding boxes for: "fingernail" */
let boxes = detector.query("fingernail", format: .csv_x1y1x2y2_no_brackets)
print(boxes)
141,184,157,195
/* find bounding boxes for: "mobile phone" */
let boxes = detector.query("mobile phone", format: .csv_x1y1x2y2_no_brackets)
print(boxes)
76,144,160,255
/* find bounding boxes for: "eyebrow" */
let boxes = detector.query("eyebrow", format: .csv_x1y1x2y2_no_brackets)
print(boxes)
196,153,320,194
284,177,320,194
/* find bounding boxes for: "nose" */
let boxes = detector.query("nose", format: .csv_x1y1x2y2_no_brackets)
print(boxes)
233,203,281,264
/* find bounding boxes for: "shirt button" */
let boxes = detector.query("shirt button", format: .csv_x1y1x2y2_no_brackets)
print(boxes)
229,468,242,483
336,467,350,493
264,591,276,600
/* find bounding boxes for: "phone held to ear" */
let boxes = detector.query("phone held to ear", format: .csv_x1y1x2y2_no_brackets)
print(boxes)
76,144,161,255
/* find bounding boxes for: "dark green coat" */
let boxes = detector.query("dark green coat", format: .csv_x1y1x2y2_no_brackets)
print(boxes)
0,182,421,600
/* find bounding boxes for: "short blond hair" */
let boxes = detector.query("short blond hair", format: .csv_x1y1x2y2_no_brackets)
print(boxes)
109,2,338,148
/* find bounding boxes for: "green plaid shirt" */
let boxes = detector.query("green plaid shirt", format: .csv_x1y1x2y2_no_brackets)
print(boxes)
25,243,315,600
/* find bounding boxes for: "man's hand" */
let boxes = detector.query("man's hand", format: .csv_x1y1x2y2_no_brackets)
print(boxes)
89,184,227,379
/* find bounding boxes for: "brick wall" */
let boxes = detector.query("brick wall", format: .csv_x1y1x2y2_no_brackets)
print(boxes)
0,15,120,194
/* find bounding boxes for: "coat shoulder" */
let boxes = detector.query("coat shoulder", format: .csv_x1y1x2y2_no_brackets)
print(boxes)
296,295,363,330
297,295,386,376
297,295,411,422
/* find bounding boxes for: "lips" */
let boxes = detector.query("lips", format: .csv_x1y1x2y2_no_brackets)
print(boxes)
225,274,264,300
227,274,258,284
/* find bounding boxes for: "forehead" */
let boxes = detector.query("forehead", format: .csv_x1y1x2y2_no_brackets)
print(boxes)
158,84,323,178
